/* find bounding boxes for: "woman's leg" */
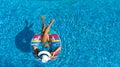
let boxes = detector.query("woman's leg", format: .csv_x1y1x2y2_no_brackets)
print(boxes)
44,18,55,35
41,16,46,33
42,18,55,43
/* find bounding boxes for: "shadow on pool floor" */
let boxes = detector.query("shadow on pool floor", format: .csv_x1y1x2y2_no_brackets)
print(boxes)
15,20,35,53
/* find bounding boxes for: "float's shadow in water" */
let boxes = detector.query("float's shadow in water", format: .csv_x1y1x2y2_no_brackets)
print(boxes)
15,20,35,53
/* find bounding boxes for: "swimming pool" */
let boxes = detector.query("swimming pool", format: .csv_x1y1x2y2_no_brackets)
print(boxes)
0,0,120,67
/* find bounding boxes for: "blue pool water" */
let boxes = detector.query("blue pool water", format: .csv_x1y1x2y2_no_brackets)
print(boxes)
0,0,120,67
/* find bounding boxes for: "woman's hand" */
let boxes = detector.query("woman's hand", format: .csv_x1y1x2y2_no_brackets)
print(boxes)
50,55,57,59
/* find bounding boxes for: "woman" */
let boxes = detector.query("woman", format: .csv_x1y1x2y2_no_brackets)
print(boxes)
32,16,61,61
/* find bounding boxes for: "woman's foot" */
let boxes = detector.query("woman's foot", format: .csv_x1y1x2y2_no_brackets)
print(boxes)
49,18,55,26
41,16,44,23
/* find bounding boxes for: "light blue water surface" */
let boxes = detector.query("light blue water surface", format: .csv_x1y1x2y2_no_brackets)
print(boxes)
0,0,120,67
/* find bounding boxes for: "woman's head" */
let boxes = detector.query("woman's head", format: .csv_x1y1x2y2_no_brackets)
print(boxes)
38,51,51,63
41,55,50,63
